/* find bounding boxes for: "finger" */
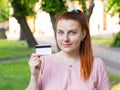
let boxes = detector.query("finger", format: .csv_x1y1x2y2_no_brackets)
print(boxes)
35,64,41,69
31,53,37,58
31,53,41,59
34,60,41,69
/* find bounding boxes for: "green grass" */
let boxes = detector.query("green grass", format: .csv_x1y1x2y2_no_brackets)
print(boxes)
0,60,30,90
108,72,120,90
91,36,114,46
0,40,34,59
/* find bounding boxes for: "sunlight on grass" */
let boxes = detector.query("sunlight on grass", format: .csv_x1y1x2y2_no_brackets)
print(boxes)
108,72,120,90
91,37,114,46
112,83,120,90
0,40,34,59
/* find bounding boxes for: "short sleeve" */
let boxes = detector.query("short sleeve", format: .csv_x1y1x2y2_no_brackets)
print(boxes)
96,58,110,90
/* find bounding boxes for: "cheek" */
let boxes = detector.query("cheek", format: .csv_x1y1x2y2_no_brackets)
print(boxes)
71,35,82,43
56,36,62,44
72,38,81,45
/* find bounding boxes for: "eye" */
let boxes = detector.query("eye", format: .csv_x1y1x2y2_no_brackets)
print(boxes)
57,31,64,36
69,31,77,35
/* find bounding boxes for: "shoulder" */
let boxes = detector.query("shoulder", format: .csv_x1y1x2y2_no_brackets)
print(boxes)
94,57,104,63
92,57,108,77
93,57,106,68
92,57,108,75
92,58,110,89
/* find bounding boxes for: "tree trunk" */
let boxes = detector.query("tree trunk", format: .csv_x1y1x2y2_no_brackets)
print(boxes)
49,12,60,51
81,0,95,22
88,0,95,21
15,16,37,47
20,25,25,40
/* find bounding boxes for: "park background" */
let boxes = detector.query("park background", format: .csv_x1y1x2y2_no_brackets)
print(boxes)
0,0,120,90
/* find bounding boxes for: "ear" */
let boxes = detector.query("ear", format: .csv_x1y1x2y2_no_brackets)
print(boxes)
82,29,86,40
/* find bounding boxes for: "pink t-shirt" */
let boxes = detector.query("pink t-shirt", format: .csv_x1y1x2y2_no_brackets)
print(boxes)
38,55,110,90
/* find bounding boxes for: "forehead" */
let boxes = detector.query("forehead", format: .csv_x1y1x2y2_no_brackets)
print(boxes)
56,19,81,30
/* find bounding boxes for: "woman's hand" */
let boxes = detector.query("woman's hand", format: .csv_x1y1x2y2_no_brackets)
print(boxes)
28,53,41,78
26,53,41,90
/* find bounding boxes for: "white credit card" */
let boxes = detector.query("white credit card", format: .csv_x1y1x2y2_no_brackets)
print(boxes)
35,44,52,55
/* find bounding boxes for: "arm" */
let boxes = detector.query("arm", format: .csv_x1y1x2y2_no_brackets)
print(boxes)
97,59,110,90
26,75,39,90
26,53,41,90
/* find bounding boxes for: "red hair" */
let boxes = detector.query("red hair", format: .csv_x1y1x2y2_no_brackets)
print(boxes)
55,10,93,81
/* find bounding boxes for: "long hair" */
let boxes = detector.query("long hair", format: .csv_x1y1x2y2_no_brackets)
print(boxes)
55,10,94,81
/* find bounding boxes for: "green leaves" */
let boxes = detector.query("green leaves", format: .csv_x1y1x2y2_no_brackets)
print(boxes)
40,0,67,17
107,0,120,16
9,0,39,17
0,0,9,22
112,31,120,47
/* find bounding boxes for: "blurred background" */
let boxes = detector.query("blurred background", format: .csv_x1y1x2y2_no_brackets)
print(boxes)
0,0,120,90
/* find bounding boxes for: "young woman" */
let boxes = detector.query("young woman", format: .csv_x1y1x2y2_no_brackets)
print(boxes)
26,9,110,90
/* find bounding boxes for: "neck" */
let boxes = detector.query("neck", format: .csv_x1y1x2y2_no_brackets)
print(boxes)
58,50,80,63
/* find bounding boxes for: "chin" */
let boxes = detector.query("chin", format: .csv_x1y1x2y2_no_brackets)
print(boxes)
61,48,73,53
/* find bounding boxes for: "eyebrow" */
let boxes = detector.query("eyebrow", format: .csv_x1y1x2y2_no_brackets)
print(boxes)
57,29,79,31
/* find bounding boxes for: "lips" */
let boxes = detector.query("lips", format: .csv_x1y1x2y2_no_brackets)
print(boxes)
62,44,72,48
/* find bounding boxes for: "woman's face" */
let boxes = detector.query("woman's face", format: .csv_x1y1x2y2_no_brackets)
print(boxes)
56,19,85,54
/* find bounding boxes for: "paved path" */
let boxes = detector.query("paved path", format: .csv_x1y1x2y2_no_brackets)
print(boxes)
0,56,29,63
92,43,120,75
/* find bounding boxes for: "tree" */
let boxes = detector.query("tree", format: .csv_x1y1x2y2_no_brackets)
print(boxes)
106,0,120,47
0,0,9,22
107,0,120,23
9,0,38,47
78,0,95,21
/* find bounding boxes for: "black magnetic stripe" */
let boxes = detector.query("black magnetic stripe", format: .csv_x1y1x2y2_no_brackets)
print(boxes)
35,45,51,48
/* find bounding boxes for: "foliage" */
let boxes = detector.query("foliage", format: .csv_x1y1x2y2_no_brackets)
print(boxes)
112,32,120,47
0,40,34,59
0,0,9,22
9,0,39,17
106,0,120,24
105,0,120,48
107,0,120,16
40,0,67,17
78,0,88,14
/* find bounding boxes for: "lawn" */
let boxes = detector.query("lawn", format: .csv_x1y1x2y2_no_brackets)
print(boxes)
0,40,34,59
0,60,30,90
109,72,120,90
91,36,114,46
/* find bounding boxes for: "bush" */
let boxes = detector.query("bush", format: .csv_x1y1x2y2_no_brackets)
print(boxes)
112,31,120,47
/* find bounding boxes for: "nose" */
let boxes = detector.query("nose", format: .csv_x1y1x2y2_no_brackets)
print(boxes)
63,34,70,42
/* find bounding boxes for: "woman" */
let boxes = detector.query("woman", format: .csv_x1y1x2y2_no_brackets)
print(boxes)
26,9,110,90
